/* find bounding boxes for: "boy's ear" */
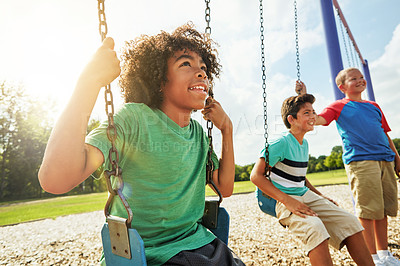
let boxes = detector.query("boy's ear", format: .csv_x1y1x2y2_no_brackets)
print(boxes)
338,84,345,93
287,114,295,125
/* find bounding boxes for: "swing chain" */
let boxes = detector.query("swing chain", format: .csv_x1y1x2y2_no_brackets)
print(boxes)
98,0,108,42
259,0,270,178
203,0,222,203
336,8,351,68
204,0,211,37
205,0,214,186
97,0,133,225
293,0,301,82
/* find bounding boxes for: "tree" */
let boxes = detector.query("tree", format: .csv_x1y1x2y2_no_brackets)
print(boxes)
324,145,344,170
308,155,317,173
315,155,328,172
0,82,54,200
234,163,254,182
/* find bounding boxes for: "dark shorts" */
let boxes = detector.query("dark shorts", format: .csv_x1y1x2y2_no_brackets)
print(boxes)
163,238,245,266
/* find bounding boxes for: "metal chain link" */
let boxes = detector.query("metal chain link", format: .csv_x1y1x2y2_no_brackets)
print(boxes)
203,0,222,203
205,0,213,184
293,0,301,82
205,0,211,37
336,8,351,68
259,0,270,178
97,0,132,225
347,32,357,67
204,0,213,97
97,0,108,41
97,0,118,174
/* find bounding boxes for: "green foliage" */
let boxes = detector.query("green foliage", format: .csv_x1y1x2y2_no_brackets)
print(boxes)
0,81,108,202
308,155,328,173
308,146,345,173
234,163,254,181
324,145,344,170
0,83,54,200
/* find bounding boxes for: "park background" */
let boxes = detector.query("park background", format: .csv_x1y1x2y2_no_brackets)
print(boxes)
1,0,400,201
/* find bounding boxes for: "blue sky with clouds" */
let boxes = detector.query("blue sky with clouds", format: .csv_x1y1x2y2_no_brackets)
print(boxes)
1,0,399,165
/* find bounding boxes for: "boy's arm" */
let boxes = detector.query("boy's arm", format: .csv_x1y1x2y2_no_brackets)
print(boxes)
202,98,235,197
250,158,317,218
295,81,327,125
38,37,121,194
315,115,328,126
386,132,400,178
305,178,338,205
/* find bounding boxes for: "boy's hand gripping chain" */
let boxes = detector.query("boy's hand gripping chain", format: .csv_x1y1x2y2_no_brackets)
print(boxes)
203,93,230,244
201,1,230,244
97,2,146,264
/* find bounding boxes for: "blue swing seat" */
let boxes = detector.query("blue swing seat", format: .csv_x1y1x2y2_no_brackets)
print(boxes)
101,223,147,266
256,187,277,217
101,207,230,265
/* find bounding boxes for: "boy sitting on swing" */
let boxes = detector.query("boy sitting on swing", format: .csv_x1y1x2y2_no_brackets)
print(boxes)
250,91,374,265
38,23,244,266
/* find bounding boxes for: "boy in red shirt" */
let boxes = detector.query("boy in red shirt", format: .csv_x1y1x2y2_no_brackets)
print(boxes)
297,68,400,265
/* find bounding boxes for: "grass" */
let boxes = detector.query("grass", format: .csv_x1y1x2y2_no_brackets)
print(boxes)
0,193,107,226
0,169,347,226
306,168,348,186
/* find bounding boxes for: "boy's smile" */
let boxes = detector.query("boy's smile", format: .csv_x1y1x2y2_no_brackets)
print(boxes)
290,102,316,136
188,84,208,96
340,69,367,99
161,49,209,117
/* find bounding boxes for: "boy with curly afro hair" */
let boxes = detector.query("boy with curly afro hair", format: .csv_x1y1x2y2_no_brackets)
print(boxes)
39,23,244,265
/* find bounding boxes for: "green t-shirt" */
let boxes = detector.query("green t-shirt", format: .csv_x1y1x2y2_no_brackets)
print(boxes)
86,103,219,265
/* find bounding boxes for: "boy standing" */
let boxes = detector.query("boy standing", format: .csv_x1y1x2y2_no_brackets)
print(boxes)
251,93,374,265
297,67,400,265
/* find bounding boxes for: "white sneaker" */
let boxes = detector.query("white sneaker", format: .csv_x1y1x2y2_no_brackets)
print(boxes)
380,252,400,266
374,258,385,266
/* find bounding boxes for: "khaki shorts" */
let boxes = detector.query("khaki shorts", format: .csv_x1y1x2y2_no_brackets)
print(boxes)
345,160,398,220
276,190,364,254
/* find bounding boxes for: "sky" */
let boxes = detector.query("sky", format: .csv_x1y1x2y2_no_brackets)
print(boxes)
1,0,399,166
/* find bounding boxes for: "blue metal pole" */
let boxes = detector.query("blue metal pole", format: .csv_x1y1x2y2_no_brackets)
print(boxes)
362,59,375,101
320,0,345,100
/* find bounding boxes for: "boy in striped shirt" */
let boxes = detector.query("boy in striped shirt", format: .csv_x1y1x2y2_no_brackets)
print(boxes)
251,93,373,265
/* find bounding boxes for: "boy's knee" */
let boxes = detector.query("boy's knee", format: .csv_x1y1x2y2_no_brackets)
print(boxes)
297,217,330,252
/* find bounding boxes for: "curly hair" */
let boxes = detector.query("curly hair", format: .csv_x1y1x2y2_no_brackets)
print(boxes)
119,22,221,108
281,94,315,129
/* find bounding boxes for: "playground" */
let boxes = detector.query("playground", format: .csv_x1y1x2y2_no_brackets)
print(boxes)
1,0,399,265
1,184,399,265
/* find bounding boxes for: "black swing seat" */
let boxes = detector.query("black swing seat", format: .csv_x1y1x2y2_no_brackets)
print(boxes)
202,199,230,245
256,187,277,217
